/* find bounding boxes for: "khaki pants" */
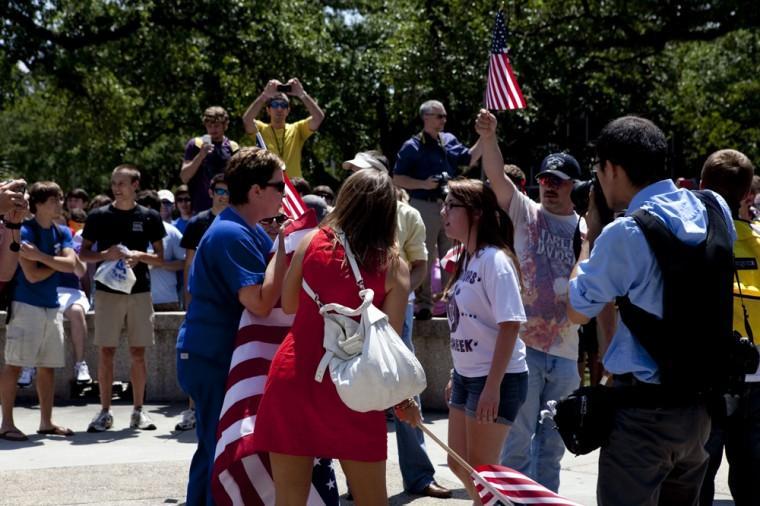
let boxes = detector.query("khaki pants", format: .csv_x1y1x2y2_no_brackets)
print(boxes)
410,197,450,311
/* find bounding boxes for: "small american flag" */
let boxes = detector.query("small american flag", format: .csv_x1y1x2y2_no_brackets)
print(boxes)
473,465,582,506
210,182,339,505
485,10,526,111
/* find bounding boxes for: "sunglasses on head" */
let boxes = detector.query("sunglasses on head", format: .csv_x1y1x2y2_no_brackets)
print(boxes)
260,213,288,225
261,181,286,193
213,187,229,196
269,100,289,109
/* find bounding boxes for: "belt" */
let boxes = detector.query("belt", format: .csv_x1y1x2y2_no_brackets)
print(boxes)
611,374,704,408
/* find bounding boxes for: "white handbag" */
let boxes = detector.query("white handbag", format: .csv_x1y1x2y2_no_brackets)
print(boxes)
304,231,427,412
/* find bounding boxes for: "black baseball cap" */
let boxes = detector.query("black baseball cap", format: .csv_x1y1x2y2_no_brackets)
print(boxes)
536,153,581,181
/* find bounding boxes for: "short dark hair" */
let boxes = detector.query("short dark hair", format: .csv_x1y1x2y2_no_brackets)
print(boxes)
88,194,113,211
112,164,141,183
700,149,755,216
225,148,284,206
290,177,311,195
66,188,89,202
175,184,190,197
595,116,668,187
136,190,161,212
210,173,226,190
202,106,229,123
29,181,63,214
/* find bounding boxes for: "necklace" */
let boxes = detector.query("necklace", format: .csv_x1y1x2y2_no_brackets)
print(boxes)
272,126,286,155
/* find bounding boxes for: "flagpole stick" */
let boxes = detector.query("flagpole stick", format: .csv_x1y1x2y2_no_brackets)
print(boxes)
418,424,515,506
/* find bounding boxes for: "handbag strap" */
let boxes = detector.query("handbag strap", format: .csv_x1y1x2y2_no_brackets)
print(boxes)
335,230,366,291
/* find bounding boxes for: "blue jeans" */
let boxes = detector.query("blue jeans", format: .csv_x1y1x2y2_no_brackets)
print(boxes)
177,350,228,506
501,347,579,492
392,303,436,493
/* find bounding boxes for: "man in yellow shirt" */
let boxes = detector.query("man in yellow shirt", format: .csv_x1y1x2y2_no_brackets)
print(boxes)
242,78,325,178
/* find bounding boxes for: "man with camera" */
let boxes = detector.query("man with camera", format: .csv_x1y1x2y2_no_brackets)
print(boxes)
181,106,239,213
699,149,759,506
393,100,481,320
242,78,324,179
567,116,736,505
475,110,580,492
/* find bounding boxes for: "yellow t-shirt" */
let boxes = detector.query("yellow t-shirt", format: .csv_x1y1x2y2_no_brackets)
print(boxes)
396,201,427,264
253,118,314,178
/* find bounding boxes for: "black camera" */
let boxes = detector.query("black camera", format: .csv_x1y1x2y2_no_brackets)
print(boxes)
571,175,614,226
432,172,451,198
277,84,292,93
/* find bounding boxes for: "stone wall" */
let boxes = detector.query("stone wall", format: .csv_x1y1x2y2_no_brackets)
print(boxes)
1,313,453,411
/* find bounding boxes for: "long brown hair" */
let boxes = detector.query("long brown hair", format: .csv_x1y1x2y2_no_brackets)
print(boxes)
323,169,398,272
443,178,522,295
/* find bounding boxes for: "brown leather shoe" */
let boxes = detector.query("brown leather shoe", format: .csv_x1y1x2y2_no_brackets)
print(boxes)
420,481,452,499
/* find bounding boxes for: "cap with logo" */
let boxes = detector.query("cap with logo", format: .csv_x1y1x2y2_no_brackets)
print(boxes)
536,153,581,181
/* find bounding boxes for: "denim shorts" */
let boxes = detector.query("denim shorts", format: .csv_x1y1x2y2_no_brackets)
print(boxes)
449,370,528,425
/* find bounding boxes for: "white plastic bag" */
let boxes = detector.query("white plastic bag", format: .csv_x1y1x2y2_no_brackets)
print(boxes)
95,259,136,294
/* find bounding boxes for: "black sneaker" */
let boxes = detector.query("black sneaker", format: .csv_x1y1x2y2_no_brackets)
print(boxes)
414,308,432,321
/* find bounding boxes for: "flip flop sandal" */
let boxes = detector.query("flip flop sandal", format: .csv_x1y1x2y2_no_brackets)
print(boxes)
36,427,74,436
0,429,29,441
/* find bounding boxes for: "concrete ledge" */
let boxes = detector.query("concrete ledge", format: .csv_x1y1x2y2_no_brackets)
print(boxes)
0,312,453,410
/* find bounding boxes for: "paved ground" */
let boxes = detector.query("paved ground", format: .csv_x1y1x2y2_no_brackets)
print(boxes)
0,401,735,505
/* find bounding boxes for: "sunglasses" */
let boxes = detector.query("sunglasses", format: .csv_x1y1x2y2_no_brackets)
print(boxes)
426,113,447,119
176,197,191,203
213,187,229,196
161,200,173,207
260,213,288,225
536,175,565,188
261,181,286,193
269,100,289,109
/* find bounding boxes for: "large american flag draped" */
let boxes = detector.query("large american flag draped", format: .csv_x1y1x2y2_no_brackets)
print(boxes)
485,10,526,111
473,465,583,506
210,174,339,506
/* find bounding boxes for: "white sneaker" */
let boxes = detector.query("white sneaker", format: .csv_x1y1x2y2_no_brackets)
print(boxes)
87,410,113,432
130,409,156,430
175,409,196,431
74,361,92,384
17,367,35,388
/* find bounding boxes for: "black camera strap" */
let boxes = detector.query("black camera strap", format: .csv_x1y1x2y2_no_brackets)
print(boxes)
734,266,755,345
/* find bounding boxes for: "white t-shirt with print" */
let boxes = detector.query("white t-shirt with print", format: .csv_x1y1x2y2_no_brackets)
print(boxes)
447,246,527,377
509,191,580,360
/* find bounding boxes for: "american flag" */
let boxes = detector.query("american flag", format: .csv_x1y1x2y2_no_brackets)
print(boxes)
473,465,582,506
485,10,526,111
210,177,339,506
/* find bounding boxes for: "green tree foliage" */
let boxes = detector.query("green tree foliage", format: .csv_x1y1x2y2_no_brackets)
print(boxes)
0,0,757,194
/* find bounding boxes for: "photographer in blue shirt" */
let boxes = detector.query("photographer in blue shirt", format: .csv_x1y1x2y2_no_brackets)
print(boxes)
393,100,481,319
567,116,735,505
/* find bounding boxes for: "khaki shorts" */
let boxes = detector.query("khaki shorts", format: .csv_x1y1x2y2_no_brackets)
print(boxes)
94,291,155,348
4,301,65,368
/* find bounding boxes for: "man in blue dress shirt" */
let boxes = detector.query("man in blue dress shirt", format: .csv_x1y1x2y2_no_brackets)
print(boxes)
393,100,481,319
568,116,735,505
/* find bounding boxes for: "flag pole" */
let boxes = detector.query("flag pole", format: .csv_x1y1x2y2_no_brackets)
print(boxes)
418,424,515,506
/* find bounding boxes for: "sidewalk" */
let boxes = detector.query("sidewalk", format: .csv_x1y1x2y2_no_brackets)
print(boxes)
0,401,734,505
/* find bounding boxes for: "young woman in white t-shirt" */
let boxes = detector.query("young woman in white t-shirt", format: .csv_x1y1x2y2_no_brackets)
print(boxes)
441,177,528,502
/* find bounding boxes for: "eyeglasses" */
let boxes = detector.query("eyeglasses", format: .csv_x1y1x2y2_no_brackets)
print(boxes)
261,180,286,193
260,213,288,225
213,187,229,196
176,197,191,203
536,175,565,188
442,201,467,212
426,113,447,119
269,100,289,109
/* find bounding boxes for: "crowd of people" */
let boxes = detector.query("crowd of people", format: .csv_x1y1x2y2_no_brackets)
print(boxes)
0,81,758,506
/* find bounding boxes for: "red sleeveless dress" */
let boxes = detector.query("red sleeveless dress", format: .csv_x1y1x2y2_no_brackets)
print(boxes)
252,228,388,461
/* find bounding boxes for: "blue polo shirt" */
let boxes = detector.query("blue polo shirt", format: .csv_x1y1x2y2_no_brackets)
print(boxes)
14,220,74,308
176,207,273,367
569,180,735,383
393,131,471,200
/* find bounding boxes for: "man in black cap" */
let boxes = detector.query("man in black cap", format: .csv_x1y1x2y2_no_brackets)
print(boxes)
476,110,581,492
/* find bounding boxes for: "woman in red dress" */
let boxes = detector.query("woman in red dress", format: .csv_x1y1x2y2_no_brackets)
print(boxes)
252,169,421,505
